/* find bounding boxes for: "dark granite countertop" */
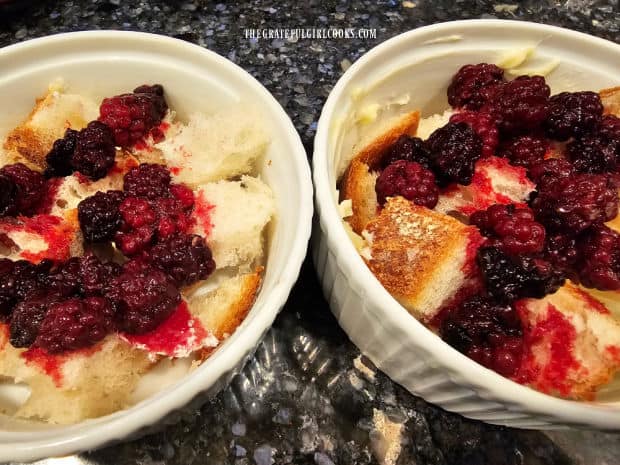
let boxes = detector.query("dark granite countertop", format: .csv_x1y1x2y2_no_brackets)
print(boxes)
2,1,620,464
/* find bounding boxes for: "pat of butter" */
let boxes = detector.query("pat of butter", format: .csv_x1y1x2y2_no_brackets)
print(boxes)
497,46,535,69
356,103,381,125
507,59,560,77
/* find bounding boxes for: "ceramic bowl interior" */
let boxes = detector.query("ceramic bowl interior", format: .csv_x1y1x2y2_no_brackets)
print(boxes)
0,31,312,461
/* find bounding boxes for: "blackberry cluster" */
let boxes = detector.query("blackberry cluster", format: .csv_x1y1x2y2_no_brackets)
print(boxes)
531,173,618,234
449,110,499,158
447,63,505,110
149,234,216,287
381,135,432,169
566,115,620,174
77,190,125,242
484,75,550,135
427,122,483,185
374,160,439,208
99,84,168,147
106,265,180,334
528,158,574,191
498,134,547,169
476,246,565,303
470,204,545,256
45,121,116,180
35,297,115,354
0,163,45,216
577,225,620,291
544,91,603,141
123,163,171,199
440,296,523,376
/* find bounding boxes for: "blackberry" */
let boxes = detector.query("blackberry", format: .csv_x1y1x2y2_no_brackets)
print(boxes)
544,91,603,141
71,121,116,180
149,234,216,287
543,233,579,277
46,257,82,298
566,115,620,174
449,110,499,158
9,295,58,348
375,160,439,208
99,84,168,147
477,246,565,303
0,163,45,215
35,297,115,353
79,254,122,297
381,135,432,169
123,163,171,200
440,296,523,376
0,259,51,316
447,63,505,110
528,158,574,191
77,190,125,242
470,204,545,256
106,265,180,334
485,75,550,135
45,128,78,178
498,134,547,169
531,173,618,235
427,122,483,185
577,224,620,291
0,174,17,217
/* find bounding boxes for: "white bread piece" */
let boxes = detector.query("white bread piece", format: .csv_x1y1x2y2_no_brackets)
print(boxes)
2,84,99,171
48,151,137,216
187,270,262,360
516,283,620,400
435,156,535,216
339,111,420,233
191,176,275,270
362,197,484,322
0,209,83,262
0,331,153,424
156,109,270,187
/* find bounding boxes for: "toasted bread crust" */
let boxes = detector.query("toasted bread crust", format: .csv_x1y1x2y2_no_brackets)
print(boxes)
600,86,620,117
340,159,379,234
363,197,477,319
339,111,420,233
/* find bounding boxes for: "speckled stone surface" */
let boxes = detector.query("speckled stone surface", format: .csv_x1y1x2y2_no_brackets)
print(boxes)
2,1,620,464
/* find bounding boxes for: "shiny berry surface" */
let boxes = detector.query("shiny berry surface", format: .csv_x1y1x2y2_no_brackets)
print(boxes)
477,246,565,303
381,135,432,169
427,122,483,185
35,297,115,353
544,91,603,141
45,128,78,178
9,295,57,348
485,75,550,135
0,163,45,215
71,121,116,180
577,225,620,291
470,204,545,256
439,296,523,377
498,134,547,169
450,110,499,158
123,163,171,200
99,84,168,147
528,158,574,191
106,265,180,334
447,63,505,110
149,234,216,287
0,174,17,217
531,173,618,234
78,190,125,242
375,160,439,208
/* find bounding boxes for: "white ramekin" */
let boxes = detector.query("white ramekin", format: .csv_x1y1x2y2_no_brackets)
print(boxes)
313,19,620,431
0,31,313,461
